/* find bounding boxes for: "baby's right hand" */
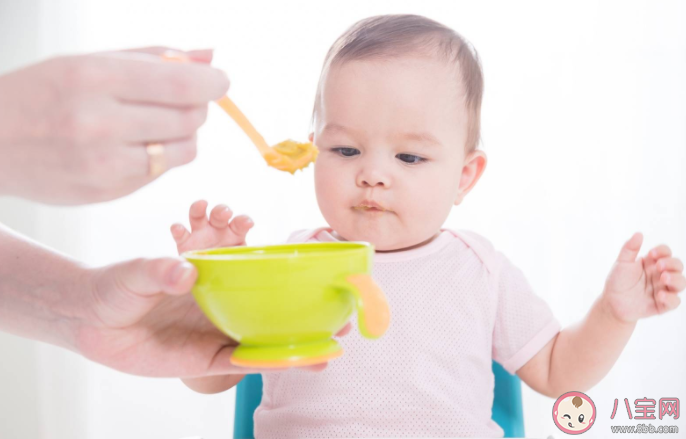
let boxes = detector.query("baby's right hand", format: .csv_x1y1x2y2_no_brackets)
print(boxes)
171,200,254,255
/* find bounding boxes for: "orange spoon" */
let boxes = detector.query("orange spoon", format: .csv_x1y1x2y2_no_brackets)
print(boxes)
214,95,318,174
163,51,318,174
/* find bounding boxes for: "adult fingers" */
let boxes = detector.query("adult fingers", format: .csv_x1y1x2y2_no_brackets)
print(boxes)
88,257,196,330
116,47,214,63
117,102,208,143
92,53,229,106
113,257,197,297
123,134,199,178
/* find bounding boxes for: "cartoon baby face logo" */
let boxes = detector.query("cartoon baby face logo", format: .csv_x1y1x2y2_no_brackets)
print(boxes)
552,391,596,435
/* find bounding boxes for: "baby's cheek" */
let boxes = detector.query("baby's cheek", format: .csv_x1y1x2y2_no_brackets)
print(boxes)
406,185,453,226
315,170,350,226
315,164,342,199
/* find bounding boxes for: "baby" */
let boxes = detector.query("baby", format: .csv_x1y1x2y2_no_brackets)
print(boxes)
170,14,684,438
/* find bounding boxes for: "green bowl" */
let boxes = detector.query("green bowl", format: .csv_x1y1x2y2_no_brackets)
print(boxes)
184,242,390,368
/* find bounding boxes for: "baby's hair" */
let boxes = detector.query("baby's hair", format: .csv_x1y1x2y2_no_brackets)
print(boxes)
572,396,584,408
312,14,484,152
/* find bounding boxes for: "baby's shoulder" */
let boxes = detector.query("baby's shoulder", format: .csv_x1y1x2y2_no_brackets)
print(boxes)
285,227,331,244
442,229,506,275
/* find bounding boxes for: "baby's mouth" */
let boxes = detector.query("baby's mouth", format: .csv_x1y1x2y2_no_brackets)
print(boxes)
353,199,389,213
354,206,386,213
568,422,574,428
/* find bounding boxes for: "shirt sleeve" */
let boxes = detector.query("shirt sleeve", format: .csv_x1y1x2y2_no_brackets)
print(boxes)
491,252,561,374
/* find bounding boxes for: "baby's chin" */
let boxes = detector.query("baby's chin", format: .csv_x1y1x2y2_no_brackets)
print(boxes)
334,228,430,252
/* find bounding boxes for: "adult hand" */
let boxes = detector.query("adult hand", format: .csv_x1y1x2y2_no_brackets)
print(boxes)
1,223,350,379
79,257,350,377
0,46,229,205
77,256,249,377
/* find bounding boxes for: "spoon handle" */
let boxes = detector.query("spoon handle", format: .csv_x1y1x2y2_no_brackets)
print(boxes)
160,51,273,157
215,95,272,156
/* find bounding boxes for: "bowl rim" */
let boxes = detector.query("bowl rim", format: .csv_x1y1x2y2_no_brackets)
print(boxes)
182,241,374,261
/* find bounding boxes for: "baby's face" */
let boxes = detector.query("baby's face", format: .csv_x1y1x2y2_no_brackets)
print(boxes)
313,56,470,251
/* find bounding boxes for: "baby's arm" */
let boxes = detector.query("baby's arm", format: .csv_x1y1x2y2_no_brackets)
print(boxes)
517,233,684,397
171,200,254,393
517,297,635,398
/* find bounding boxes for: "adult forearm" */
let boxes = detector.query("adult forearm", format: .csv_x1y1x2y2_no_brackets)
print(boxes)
548,296,636,394
0,223,85,350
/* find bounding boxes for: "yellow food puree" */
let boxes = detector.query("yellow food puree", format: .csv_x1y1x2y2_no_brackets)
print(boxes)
263,140,319,174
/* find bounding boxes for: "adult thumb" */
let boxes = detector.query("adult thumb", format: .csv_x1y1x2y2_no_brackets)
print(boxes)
89,258,197,328
112,257,198,297
616,232,643,263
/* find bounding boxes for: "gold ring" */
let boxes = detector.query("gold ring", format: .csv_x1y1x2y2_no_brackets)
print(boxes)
146,143,166,177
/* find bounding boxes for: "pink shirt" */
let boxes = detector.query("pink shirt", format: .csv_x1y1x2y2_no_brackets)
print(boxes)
254,228,561,438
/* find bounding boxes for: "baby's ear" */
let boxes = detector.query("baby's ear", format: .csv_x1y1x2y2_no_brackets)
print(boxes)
454,149,487,206
308,132,314,143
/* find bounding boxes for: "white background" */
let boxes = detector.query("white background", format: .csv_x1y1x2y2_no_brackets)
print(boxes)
0,1,684,438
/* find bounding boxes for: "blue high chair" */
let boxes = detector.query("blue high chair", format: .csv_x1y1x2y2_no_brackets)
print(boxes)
233,361,525,438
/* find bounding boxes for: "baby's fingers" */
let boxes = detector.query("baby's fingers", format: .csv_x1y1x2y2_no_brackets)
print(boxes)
170,223,191,247
649,244,672,261
617,232,643,262
209,204,233,229
189,200,209,231
657,257,683,273
228,215,254,238
660,271,686,292
656,290,681,313
335,322,352,337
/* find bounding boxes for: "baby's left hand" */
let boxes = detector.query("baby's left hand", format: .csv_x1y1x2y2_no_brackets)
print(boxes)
602,232,685,324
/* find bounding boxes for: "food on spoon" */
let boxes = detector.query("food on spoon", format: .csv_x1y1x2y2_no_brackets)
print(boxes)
264,140,319,174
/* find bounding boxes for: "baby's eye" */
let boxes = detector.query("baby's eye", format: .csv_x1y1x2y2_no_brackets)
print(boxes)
563,414,571,419
396,153,427,164
578,414,584,423
331,147,360,157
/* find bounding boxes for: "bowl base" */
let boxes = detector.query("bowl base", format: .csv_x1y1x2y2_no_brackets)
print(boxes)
230,339,343,368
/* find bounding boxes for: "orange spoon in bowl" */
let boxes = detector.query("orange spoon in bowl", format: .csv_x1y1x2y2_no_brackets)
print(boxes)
163,51,318,174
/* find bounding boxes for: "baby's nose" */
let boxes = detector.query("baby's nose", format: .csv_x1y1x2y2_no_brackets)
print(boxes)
356,156,391,188
357,170,390,188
